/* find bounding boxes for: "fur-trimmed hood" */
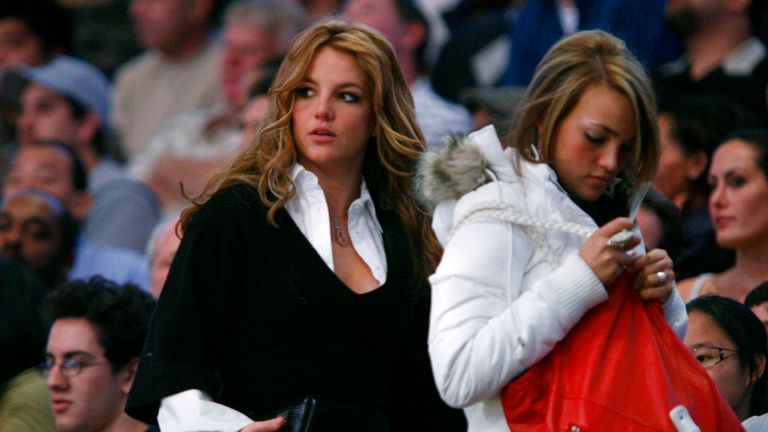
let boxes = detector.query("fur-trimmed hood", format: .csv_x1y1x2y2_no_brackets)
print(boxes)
415,125,520,211
415,135,490,211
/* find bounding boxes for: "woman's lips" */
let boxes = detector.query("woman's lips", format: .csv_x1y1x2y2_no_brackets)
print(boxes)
588,175,610,189
713,216,735,229
309,127,336,142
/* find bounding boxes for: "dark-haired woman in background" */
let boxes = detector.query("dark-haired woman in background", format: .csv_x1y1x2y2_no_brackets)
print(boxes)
652,96,758,281
685,295,768,429
678,130,768,301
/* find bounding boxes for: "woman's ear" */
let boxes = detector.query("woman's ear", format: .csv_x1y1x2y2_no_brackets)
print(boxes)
686,149,708,181
751,353,767,384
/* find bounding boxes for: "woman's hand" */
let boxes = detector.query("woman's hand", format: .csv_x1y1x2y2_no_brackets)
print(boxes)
239,417,285,432
626,248,674,303
579,218,640,285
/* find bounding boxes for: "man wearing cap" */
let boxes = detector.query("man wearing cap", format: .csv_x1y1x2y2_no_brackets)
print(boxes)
10,56,160,285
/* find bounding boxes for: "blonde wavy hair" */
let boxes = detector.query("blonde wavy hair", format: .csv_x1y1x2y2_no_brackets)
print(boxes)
181,19,441,283
507,30,659,189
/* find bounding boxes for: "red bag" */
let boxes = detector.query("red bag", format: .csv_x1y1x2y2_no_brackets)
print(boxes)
500,275,744,431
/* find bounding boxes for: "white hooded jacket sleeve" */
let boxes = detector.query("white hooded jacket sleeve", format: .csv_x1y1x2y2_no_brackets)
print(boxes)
428,182,607,408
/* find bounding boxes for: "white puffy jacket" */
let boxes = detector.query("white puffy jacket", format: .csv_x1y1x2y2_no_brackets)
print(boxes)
420,126,687,431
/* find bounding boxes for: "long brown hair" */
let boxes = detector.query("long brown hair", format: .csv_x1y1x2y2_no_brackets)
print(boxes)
508,30,660,188
181,19,441,283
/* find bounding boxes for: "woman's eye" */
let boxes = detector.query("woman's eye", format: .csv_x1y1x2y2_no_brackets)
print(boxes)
339,92,360,103
296,87,314,98
585,133,605,144
727,177,746,188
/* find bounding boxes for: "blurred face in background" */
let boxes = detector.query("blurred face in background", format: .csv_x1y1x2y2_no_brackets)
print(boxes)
636,204,663,250
0,192,64,274
0,18,46,69
666,0,733,41
5,146,76,204
343,0,404,51
685,311,757,419
220,23,280,109
4,145,91,221
129,0,209,55
16,83,81,146
708,139,768,249
652,113,707,204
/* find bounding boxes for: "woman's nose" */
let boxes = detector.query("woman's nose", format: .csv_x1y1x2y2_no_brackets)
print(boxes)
314,97,334,121
709,182,727,208
598,145,620,174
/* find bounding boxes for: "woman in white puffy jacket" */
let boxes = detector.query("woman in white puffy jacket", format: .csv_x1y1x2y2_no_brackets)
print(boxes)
416,31,687,431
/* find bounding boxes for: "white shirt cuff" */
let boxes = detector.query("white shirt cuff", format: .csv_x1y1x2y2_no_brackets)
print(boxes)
158,389,253,432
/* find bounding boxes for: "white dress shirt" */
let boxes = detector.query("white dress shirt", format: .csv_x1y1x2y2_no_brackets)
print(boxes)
157,164,387,431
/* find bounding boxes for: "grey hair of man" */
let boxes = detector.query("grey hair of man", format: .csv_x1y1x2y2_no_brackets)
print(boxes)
223,0,309,55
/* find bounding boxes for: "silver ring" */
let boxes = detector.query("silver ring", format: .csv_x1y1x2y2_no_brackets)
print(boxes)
656,271,668,285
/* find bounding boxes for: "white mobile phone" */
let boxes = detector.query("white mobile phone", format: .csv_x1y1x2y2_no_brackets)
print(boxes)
669,405,700,432
607,229,634,248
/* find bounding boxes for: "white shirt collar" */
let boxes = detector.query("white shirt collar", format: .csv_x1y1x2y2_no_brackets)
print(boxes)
289,163,383,234
722,37,766,76
662,37,767,76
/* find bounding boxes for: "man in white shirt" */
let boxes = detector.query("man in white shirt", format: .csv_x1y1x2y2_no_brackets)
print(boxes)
654,0,768,121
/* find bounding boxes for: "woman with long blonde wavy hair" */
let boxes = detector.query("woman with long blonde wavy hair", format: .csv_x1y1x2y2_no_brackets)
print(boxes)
125,19,463,432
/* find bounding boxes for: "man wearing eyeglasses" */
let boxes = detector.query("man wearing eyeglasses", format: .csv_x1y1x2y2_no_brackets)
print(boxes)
40,277,155,432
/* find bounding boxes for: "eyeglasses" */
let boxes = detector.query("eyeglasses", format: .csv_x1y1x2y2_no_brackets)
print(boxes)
691,346,739,369
39,358,110,378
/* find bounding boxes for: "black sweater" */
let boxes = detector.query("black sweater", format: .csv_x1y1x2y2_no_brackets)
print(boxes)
126,183,465,431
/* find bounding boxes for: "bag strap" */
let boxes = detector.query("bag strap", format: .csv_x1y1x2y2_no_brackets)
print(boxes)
449,200,596,242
